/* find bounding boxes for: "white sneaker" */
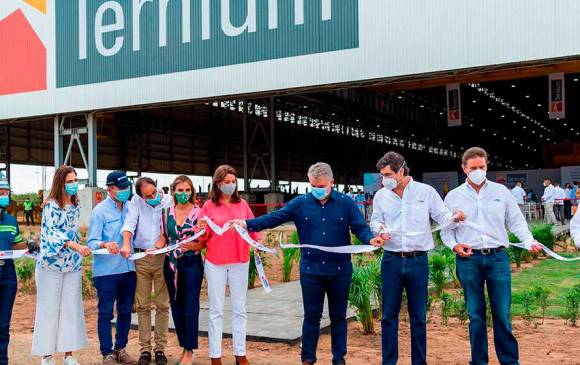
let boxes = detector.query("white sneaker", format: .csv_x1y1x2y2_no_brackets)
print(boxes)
63,356,80,365
41,356,56,365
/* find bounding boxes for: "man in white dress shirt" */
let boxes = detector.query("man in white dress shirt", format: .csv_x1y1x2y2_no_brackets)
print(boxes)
510,182,526,208
570,208,580,248
369,151,464,365
541,178,557,225
441,147,542,365
553,182,567,225
121,177,173,365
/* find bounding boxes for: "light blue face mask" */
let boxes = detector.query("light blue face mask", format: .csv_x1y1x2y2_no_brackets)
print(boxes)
0,196,10,208
146,192,161,207
311,187,330,200
115,189,131,203
65,182,79,196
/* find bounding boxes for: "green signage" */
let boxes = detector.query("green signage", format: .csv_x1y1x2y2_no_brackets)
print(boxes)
56,0,359,87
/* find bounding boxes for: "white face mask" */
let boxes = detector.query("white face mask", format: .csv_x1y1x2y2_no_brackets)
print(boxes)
382,176,398,190
468,169,487,186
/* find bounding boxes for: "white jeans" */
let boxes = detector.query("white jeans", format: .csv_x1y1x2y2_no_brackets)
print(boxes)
205,260,249,358
32,268,88,356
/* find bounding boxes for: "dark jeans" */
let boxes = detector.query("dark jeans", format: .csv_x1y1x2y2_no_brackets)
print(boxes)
564,200,572,220
0,261,17,365
25,211,34,225
163,254,204,351
381,252,429,365
93,271,137,356
554,204,565,224
300,272,351,365
456,250,519,365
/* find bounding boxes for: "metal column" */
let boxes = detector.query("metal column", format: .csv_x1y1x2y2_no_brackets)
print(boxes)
86,113,97,187
243,101,250,193
53,113,98,187
269,97,277,192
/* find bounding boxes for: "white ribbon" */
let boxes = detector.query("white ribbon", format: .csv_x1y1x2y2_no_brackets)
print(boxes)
0,250,36,260
279,242,380,254
93,229,206,261
203,217,276,293
452,220,580,262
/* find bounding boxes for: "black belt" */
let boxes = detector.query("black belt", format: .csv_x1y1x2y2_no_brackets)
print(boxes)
385,250,427,258
0,259,13,266
133,248,147,253
472,247,505,255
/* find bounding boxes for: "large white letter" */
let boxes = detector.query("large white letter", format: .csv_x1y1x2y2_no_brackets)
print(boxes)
159,0,191,47
159,0,169,47
322,0,332,21
132,0,153,51
294,0,332,25
182,0,191,43
294,0,304,25
201,0,210,40
95,1,125,57
220,0,256,37
78,0,87,59
268,0,278,30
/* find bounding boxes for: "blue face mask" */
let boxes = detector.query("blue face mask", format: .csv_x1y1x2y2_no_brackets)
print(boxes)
65,182,79,196
311,187,330,201
146,192,161,207
115,189,131,203
0,196,9,208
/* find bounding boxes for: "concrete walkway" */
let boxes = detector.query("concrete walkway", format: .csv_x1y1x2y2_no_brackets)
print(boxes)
127,281,355,344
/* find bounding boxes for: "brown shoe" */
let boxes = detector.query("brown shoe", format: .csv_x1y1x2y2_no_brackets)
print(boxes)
235,356,250,365
115,348,138,365
210,358,222,365
102,354,117,365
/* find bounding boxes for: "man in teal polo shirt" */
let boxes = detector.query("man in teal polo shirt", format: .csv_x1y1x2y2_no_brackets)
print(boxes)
0,179,28,365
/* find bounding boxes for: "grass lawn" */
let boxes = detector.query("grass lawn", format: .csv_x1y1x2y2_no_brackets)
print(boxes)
511,254,580,318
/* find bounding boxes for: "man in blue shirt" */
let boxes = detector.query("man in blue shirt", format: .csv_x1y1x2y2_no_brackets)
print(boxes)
88,171,138,365
0,180,27,365
230,162,383,365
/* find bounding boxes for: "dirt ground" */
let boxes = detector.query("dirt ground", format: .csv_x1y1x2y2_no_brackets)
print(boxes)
8,290,580,365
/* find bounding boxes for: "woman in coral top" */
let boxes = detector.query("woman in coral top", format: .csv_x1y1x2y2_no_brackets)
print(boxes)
198,165,261,365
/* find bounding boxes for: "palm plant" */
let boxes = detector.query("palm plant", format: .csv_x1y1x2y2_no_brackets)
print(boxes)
348,262,375,334
280,231,300,282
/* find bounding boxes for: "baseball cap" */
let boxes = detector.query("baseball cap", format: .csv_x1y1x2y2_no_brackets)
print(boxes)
106,171,131,189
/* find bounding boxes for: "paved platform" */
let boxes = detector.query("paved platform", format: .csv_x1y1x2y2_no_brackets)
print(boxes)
126,280,355,344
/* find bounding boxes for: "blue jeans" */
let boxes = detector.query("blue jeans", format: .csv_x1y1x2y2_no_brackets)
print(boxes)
163,254,204,351
300,272,351,365
456,250,519,365
93,271,137,356
381,252,429,365
0,261,17,365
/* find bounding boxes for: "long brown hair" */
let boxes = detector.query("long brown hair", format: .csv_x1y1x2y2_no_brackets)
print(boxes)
48,165,78,208
171,175,197,206
209,165,241,205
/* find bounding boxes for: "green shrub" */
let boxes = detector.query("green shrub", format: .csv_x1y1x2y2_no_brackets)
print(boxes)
439,291,453,325
15,259,35,292
564,284,580,326
429,253,447,296
530,224,555,250
82,268,96,298
454,291,468,324
531,285,551,324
